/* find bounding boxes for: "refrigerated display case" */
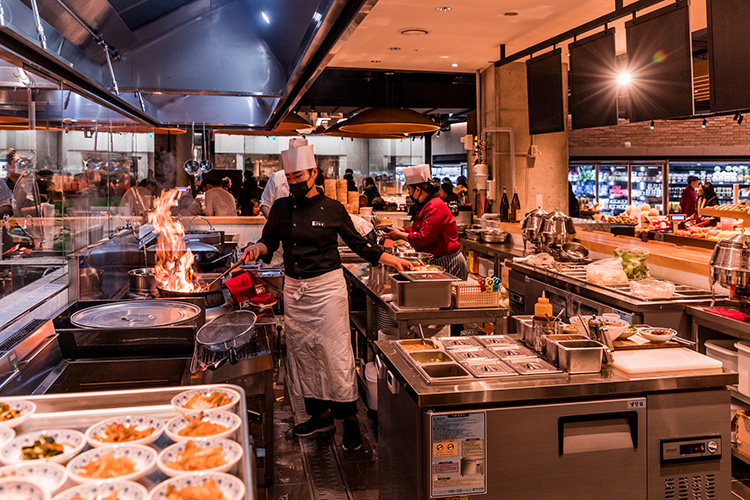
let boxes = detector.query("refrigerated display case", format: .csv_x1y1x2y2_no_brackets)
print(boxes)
668,161,750,212
568,164,596,203
598,163,630,214
630,163,664,213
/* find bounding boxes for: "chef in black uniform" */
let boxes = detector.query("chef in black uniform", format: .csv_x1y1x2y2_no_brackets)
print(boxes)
241,139,411,451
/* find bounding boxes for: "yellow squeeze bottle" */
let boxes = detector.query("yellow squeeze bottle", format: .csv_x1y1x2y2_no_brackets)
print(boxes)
534,292,553,320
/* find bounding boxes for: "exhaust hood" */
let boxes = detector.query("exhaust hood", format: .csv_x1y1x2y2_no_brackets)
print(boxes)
0,0,370,128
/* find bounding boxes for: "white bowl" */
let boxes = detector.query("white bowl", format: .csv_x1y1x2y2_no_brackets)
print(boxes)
157,438,243,477
0,426,15,446
0,400,37,428
569,315,630,342
52,480,148,500
0,430,86,465
165,411,241,442
85,415,164,448
148,472,245,500
0,461,67,495
66,444,156,483
0,477,49,500
638,327,677,344
171,388,241,414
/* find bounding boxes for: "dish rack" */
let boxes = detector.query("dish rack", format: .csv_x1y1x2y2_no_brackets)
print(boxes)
452,282,501,308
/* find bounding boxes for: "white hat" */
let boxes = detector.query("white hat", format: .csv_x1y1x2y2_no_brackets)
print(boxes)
403,164,431,185
281,138,316,173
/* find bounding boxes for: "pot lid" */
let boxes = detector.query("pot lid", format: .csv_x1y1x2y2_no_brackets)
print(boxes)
543,208,572,221
196,310,257,346
524,207,548,218
716,231,750,247
71,300,201,329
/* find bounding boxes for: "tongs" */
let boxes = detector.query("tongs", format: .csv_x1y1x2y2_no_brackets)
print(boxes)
205,260,244,289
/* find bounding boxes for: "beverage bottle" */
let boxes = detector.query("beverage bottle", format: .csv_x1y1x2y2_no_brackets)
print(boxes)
500,187,509,222
510,187,521,223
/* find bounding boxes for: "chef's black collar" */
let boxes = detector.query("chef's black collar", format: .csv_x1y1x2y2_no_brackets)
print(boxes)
292,189,325,207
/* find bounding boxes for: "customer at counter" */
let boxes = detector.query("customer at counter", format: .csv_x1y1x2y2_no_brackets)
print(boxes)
241,138,412,452
203,177,237,216
698,181,719,210
680,175,700,217
384,164,468,280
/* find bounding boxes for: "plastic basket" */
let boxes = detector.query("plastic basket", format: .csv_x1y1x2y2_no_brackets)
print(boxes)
452,282,501,308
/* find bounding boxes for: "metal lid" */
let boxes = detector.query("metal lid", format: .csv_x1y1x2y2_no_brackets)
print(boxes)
196,310,257,346
715,231,750,248
71,300,202,329
543,208,572,221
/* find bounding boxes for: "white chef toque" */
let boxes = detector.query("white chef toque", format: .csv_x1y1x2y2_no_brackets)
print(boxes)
403,164,432,185
281,138,316,173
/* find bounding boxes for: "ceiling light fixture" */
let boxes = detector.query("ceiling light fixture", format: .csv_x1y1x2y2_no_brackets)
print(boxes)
451,63,458,67
261,11,270,24
616,71,632,86
370,60,381,63
339,107,440,135
274,112,312,133
504,12,518,16
701,118,707,128
398,27,430,37
435,6,452,12
649,120,655,129
322,119,406,139
739,114,744,125
388,47,401,51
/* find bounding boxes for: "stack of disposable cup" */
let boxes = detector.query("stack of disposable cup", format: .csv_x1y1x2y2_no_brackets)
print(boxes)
347,191,360,206
336,179,348,201
324,179,337,199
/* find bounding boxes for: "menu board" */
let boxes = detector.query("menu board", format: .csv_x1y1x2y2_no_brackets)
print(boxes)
429,412,486,497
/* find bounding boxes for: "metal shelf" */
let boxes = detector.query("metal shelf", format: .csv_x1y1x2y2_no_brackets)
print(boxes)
731,387,750,406
734,445,750,466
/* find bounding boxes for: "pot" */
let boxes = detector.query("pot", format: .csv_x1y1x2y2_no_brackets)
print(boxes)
480,229,509,243
129,268,156,295
521,207,548,244
79,268,103,299
540,208,576,247
710,232,750,289
196,310,257,365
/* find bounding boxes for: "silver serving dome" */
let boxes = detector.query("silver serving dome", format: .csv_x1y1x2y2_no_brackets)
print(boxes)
709,231,750,289
521,207,548,244
540,208,577,247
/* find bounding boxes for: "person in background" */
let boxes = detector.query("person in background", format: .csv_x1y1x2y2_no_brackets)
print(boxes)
203,177,237,216
344,168,357,192
680,175,700,217
222,177,233,193
258,175,268,193
248,198,261,217
361,177,381,206
241,138,411,451
439,181,459,204
260,170,289,218
455,175,469,201
119,179,155,217
4,149,18,192
568,182,580,218
0,176,12,217
697,181,719,210
238,170,259,216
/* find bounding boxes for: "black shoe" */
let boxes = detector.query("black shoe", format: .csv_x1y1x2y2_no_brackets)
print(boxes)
342,419,362,451
293,416,335,438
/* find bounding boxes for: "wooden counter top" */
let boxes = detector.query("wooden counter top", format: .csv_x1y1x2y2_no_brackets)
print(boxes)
492,222,713,275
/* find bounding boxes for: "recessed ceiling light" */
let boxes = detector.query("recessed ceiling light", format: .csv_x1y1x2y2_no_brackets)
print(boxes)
440,55,449,59
388,47,401,51
451,63,458,67
398,27,431,37
371,60,381,63
504,11,518,16
435,6,452,12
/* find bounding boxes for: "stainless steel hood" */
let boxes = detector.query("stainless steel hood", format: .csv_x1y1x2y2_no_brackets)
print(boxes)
0,0,371,127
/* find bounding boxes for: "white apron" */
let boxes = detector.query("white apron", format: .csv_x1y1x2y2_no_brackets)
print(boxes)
283,268,357,402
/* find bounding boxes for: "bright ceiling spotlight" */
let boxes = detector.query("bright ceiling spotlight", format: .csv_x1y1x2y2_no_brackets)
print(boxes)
616,72,632,86
701,118,707,128
649,120,655,129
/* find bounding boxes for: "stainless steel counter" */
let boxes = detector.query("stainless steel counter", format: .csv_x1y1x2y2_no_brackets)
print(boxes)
375,339,737,408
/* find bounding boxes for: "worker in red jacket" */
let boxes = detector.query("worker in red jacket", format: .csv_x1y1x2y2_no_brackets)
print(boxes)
385,164,468,280
680,175,700,217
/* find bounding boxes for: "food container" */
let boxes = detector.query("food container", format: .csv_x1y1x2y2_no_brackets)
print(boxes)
408,351,453,364
488,344,536,360
438,337,480,350
474,335,516,347
705,339,738,372
556,339,605,374
462,360,518,378
417,362,473,383
521,207,548,244
511,315,535,345
545,334,589,364
464,229,483,241
395,339,440,353
449,348,494,363
505,357,561,375
390,271,457,309
480,229,510,244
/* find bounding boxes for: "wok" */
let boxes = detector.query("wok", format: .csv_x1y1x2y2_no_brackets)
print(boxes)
146,240,231,271
156,273,225,308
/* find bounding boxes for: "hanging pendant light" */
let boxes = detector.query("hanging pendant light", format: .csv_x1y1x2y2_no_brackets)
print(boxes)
339,106,439,135
322,119,407,139
274,111,313,132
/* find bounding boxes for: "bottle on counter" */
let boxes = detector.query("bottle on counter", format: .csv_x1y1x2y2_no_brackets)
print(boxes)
510,187,521,223
532,292,553,352
500,187,509,222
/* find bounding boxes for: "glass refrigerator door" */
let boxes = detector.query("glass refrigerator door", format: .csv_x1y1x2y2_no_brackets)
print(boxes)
630,163,664,213
669,161,748,212
568,163,597,205
598,164,629,214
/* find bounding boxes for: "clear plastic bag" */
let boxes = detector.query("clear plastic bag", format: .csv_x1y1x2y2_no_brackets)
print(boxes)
586,258,629,285
629,279,675,300
613,247,651,280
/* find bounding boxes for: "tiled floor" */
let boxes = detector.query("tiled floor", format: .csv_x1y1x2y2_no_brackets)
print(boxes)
257,375,379,500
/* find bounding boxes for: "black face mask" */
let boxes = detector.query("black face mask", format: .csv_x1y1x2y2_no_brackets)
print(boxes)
409,188,420,204
289,179,311,199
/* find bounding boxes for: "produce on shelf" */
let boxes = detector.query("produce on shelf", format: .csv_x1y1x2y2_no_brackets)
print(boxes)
674,227,740,241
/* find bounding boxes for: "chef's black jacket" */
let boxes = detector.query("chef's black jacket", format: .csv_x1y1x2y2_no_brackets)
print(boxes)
258,192,383,279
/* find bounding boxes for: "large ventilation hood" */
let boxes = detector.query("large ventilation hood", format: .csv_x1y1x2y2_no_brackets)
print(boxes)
0,0,371,128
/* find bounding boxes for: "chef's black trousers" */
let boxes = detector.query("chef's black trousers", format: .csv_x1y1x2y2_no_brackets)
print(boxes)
305,397,358,419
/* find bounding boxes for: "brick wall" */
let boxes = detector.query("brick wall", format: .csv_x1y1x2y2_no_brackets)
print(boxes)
568,115,750,157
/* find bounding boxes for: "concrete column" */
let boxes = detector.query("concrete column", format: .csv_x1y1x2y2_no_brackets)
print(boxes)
480,61,568,215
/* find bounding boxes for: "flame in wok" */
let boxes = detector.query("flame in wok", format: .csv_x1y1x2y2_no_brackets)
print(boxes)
148,189,203,292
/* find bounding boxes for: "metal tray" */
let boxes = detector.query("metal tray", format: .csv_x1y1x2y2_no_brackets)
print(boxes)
505,357,562,375
71,300,202,329
474,335,516,347
1,383,255,499
462,360,518,378
488,344,537,360
437,337,480,350
449,348,495,363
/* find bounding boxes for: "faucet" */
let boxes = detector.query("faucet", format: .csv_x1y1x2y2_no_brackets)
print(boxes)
188,216,215,231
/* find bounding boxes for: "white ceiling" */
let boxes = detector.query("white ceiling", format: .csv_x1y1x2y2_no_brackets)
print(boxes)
329,0,709,73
